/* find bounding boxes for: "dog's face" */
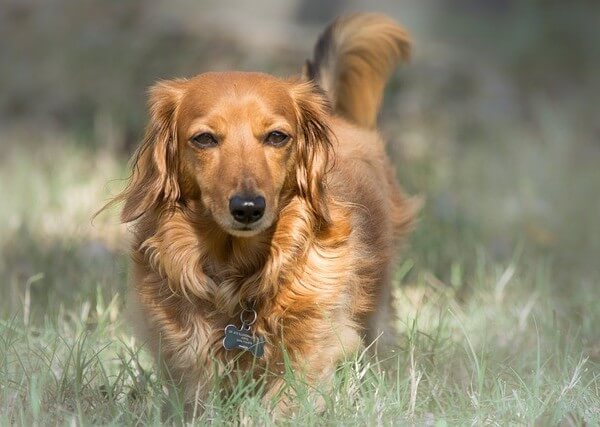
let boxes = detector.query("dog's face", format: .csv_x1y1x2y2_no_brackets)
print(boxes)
121,72,332,236
178,73,300,236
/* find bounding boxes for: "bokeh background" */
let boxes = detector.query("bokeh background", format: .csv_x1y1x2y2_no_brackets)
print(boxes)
1,0,599,423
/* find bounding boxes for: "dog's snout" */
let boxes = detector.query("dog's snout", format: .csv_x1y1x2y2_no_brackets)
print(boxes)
229,195,266,224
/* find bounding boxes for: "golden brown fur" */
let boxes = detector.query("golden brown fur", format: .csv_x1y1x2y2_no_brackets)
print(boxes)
107,13,419,412
304,13,411,128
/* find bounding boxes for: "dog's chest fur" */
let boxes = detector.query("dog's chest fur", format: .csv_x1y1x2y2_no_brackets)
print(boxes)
129,199,369,394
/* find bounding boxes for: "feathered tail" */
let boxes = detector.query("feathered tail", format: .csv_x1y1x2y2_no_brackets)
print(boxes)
304,13,411,128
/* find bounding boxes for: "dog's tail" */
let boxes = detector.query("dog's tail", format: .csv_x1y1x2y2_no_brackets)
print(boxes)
304,13,411,129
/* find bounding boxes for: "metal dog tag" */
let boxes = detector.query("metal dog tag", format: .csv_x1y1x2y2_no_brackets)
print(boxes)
223,324,265,358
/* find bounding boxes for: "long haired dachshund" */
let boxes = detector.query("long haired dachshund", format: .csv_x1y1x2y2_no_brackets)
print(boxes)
108,13,419,412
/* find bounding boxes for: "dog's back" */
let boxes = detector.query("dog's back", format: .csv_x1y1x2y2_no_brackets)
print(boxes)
305,12,417,244
305,14,419,346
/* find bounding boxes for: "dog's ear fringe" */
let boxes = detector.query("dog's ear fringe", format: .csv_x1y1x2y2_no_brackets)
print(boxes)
290,81,334,226
94,80,187,224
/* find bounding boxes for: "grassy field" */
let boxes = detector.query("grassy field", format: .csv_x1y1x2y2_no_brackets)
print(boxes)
1,105,599,425
1,2,600,424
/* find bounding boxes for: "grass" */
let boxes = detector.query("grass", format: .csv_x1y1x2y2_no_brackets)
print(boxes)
1,101,599,425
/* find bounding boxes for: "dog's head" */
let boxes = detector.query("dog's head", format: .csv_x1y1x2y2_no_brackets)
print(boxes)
120,72,331,236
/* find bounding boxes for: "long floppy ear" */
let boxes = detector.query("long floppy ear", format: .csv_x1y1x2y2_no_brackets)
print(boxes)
119,79,186,223
290,81,333,225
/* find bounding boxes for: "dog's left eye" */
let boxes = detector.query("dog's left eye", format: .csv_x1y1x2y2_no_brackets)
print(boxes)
264,131,289,147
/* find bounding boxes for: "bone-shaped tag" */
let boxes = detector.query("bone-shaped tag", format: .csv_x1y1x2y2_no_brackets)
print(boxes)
223,324,265,358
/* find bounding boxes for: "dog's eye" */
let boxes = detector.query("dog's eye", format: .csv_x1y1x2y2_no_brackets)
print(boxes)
190,133,218,148
264,131,289,147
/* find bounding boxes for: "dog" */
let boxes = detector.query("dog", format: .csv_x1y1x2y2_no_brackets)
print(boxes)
108,13,419,413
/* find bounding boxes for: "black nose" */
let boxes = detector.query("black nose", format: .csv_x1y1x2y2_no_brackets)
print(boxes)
229,195,266,224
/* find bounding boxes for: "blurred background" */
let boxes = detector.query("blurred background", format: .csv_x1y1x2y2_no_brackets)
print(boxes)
0,0,600,358
1,0,599,422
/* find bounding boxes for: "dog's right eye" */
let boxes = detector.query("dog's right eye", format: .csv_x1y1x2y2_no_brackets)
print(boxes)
264,131,290,147
190,133,218,148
